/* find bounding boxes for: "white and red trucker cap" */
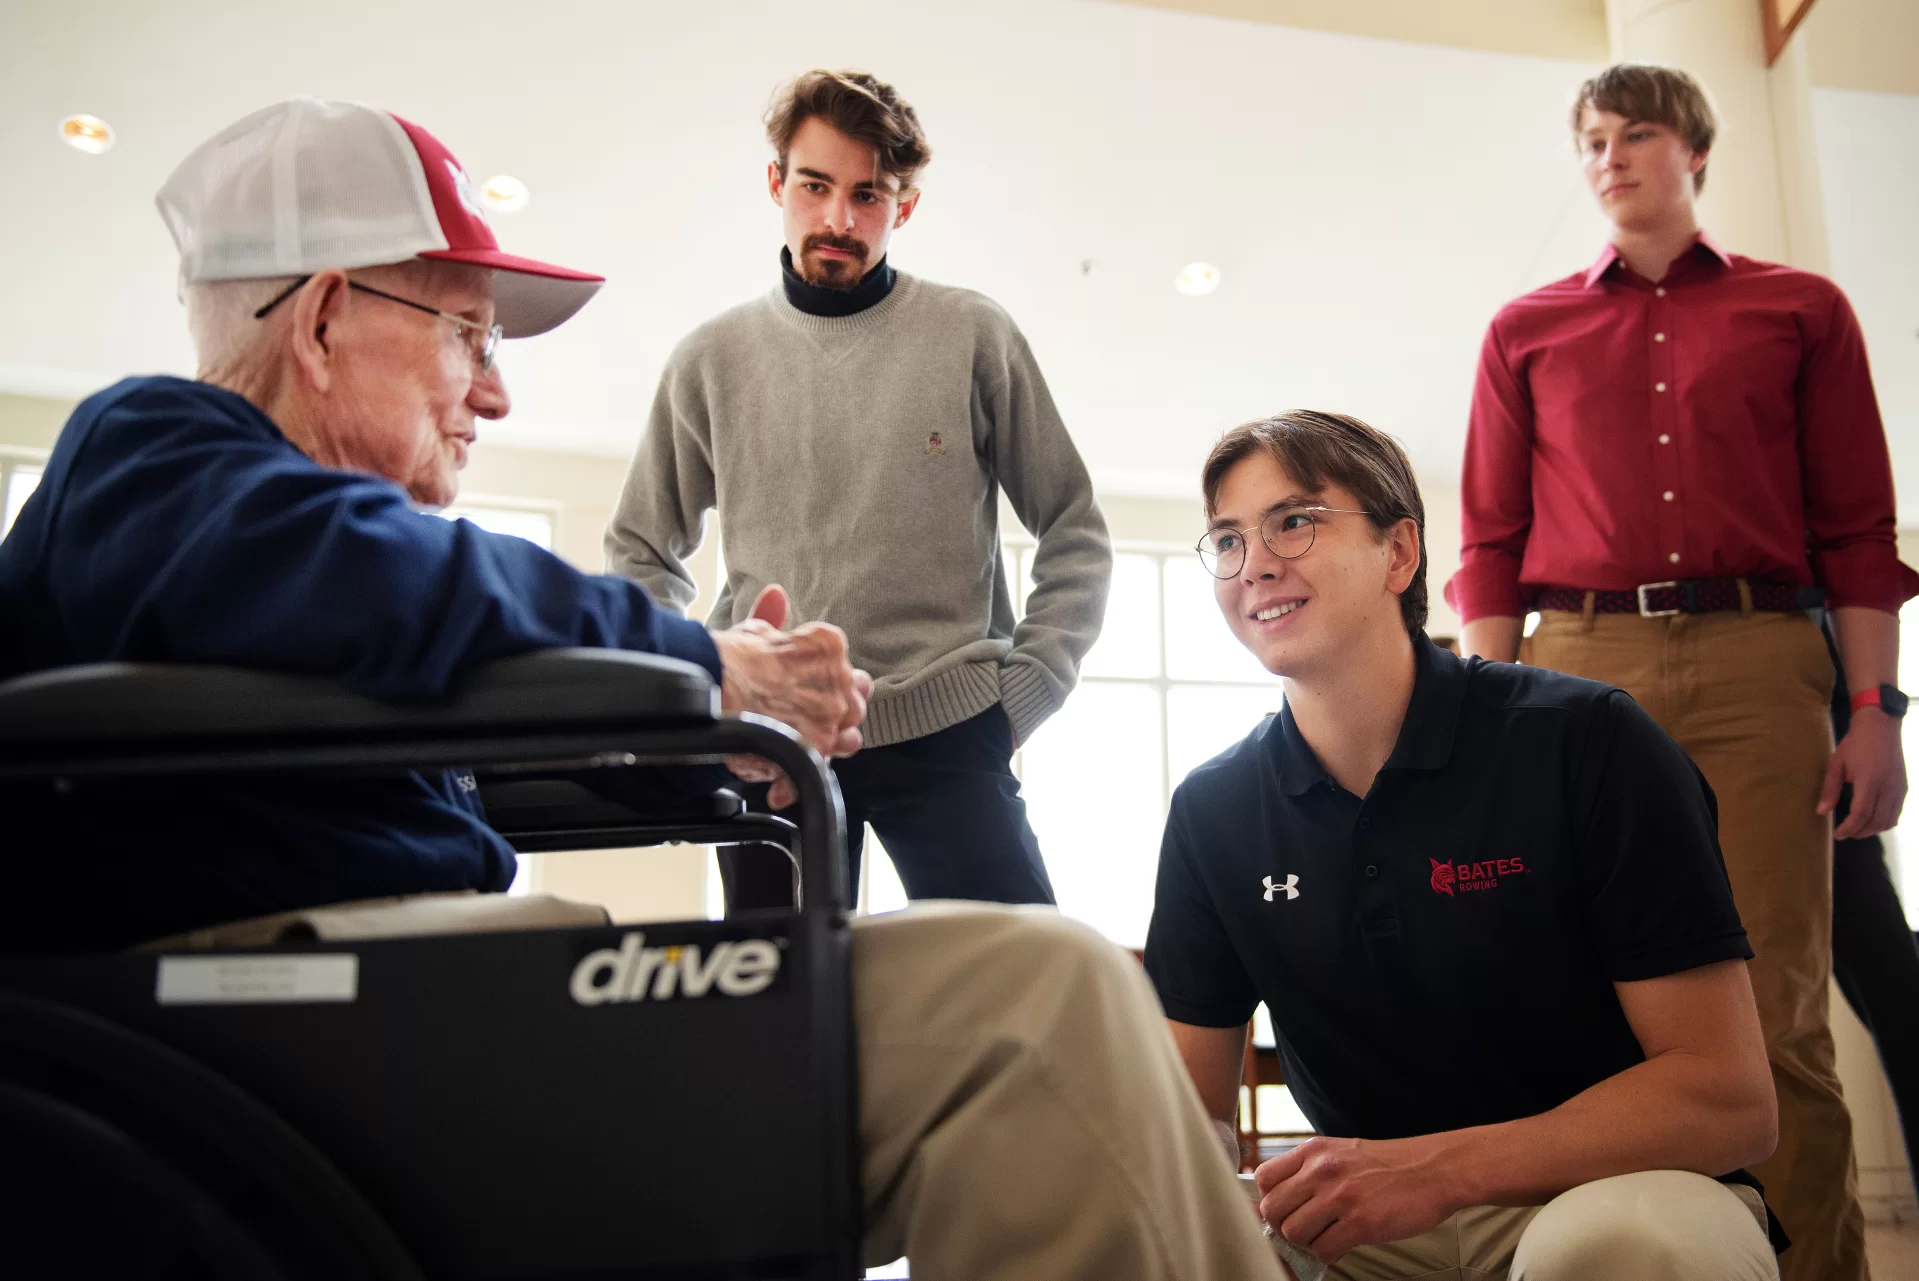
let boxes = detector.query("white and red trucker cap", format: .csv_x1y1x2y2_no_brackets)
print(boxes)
156,97,602,338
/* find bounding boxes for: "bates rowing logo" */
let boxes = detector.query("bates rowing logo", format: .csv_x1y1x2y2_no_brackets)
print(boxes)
1430,856,1526,897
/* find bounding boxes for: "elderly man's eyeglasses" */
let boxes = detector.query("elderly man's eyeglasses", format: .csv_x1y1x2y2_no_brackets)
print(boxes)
253,276,503,373
1196,505,1373,579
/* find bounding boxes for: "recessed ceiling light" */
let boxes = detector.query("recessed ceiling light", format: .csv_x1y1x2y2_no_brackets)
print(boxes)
1175,262,1220,296
480,175,529,213
59,114,115,155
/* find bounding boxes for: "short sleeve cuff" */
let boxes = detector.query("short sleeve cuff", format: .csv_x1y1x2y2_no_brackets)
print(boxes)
1606,931,1753,984
1154,990,1260,1029
1817,549,1919,614
1444,558,1526,623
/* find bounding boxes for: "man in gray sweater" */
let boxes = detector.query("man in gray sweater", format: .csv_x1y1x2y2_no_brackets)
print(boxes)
607,70,1111,912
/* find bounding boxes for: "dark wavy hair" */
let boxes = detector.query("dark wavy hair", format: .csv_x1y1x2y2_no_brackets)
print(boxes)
765,70,931,191
1201,410,1428,637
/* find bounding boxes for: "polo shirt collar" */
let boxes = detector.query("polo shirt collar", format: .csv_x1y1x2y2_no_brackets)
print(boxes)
1384,634,1469,772
1583,232,1732,289
1266,634,1468,795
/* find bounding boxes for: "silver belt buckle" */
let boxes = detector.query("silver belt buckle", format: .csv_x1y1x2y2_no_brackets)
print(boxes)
1637,581,1681,618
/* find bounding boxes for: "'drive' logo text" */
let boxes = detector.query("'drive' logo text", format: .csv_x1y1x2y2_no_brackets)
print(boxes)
1430,857,1526,897
570,932,783,1006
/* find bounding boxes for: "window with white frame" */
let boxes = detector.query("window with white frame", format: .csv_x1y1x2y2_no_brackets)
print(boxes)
854,543,1285,941
1,450,48,540
1888,596,1919,926
1014,544,1282,948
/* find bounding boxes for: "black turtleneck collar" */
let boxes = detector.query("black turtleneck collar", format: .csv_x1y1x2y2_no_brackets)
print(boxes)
781,246,896,317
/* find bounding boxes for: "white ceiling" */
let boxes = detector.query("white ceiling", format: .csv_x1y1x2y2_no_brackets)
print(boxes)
3,0,1910,502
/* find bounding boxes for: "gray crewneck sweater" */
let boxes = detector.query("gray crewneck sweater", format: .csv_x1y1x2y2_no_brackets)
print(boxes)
606,271,1111,748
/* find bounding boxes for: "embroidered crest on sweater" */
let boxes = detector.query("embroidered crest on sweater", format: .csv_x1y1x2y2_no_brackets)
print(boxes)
925,431,947,456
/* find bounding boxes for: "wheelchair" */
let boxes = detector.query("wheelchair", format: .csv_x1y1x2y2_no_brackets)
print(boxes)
0,648,862,1279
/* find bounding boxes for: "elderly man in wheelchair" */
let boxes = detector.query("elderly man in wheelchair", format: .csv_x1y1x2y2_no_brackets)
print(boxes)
0,100,1278,1281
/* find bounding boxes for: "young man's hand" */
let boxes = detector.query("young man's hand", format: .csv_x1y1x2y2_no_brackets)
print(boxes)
711,585,872,808
1254,1134,1458,1263
1821,710,1909,839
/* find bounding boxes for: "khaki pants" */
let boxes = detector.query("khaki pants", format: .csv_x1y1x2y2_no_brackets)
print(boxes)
1312,1170,1774,1280
1525,607,1864,1281
151,895,1283,1281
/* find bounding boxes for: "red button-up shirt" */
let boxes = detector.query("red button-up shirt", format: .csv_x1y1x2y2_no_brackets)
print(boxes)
1446,235,1917,621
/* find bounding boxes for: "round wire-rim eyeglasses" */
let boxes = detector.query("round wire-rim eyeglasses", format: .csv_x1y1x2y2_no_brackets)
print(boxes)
253,275,503,373
1196,505,1373,579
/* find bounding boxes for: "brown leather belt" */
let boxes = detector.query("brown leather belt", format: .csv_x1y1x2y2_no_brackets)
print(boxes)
1535,578,1825,617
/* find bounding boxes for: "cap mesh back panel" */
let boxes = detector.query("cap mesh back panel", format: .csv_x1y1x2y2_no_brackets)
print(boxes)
158,98,443,282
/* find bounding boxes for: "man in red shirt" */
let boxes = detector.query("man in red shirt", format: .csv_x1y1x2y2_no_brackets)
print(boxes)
1450,63,1915,1281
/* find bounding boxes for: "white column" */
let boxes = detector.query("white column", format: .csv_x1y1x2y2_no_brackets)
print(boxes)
1766,29,1832,274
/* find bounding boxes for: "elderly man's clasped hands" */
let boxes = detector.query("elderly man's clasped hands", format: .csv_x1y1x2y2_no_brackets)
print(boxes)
712,584,873,808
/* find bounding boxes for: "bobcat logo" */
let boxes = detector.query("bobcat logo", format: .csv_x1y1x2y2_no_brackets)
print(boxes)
446,159,489,223
1429,859,1456,897
1262,874,1299,902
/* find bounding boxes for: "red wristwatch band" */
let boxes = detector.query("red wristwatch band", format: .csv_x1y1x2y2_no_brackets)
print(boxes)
1851,687,1883,714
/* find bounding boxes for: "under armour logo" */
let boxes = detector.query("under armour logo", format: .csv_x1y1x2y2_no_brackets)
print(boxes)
1262,874,1299,902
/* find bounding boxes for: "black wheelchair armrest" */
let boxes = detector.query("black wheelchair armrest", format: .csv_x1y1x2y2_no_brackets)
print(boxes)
0,649,716,764
479,779,748,828
0,649,845,911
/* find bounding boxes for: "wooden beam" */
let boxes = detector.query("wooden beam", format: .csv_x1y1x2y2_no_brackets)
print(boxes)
1763,0,1818,65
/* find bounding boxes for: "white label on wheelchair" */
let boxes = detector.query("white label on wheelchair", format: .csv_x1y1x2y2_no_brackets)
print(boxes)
156,955,359,1005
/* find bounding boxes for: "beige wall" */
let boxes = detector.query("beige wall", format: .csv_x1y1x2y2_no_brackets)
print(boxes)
1110,0,1917,97
0,393,71,453
1803,0,1919,96
1106,0,1607,61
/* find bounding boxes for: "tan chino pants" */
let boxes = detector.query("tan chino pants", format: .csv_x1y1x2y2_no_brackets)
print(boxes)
152,894,1284,1281
1525,606,1865,1281
1301,1169,1775,1281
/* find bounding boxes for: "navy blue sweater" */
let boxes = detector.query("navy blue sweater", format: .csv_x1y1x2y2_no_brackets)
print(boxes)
0,377,722,952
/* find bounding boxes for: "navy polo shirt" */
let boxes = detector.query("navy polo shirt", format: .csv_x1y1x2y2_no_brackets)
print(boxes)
1144,634,1753,1142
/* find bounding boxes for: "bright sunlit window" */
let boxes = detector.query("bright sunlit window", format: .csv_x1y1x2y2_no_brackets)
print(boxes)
437,500,557,551
1889,597,1919,926
1014,545,1282,948
1,455,46,539
843,543,1282,946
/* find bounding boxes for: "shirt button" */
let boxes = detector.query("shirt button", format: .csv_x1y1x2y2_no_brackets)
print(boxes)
1358,818,1371,830
1659,434,1670,444
1654,332,1666,342
1364,865,1380,880
1656,287,1667,297
1655,382,1667,392
1669,552,1681,564
1663,491,1674,501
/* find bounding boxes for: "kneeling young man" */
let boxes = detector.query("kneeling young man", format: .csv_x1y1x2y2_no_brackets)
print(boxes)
1145,411,1781,1280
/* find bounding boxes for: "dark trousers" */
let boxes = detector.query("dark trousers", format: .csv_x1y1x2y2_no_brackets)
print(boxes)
1826,628,1919,1174
1831,834,1919,1174
719,703,1056,914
